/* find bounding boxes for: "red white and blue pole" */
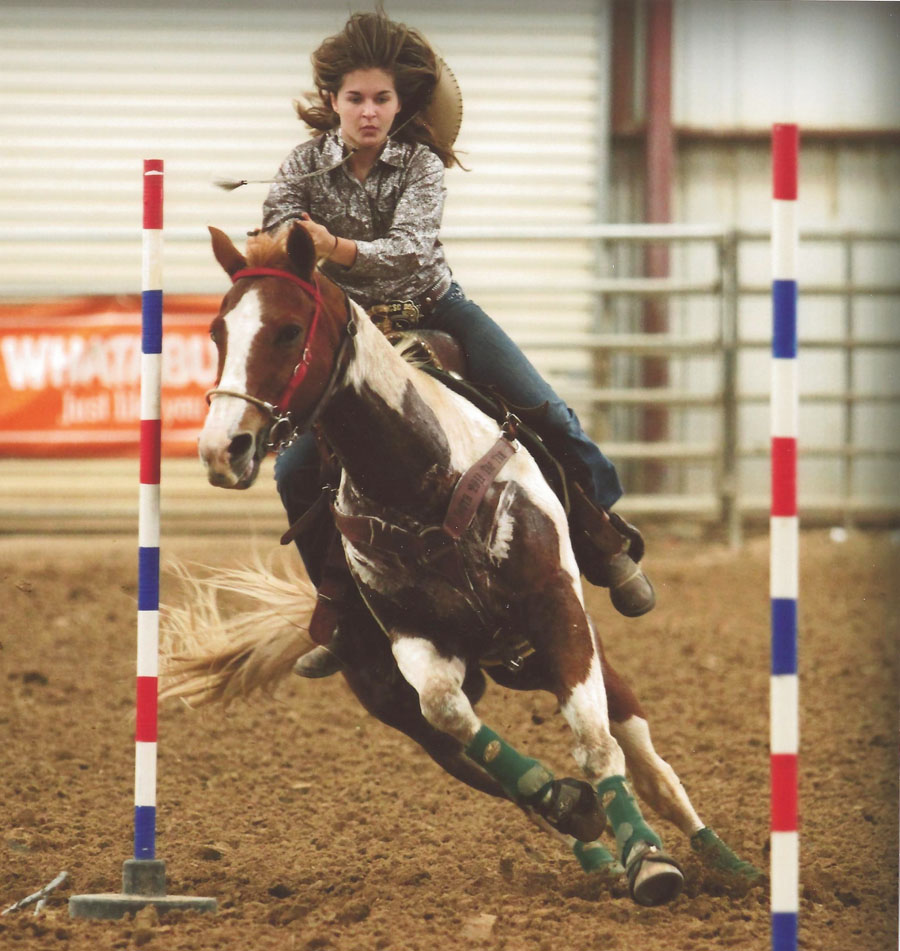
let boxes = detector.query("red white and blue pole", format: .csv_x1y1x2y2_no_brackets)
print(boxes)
136,158,164,861
770,123,799,951
69,162,215,918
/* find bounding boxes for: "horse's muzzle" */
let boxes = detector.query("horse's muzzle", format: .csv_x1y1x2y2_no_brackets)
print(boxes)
198,427,262,489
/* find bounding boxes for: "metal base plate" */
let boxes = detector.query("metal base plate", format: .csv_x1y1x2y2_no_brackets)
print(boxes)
69,892,217,920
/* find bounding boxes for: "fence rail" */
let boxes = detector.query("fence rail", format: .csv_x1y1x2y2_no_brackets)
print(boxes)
2,224,898,540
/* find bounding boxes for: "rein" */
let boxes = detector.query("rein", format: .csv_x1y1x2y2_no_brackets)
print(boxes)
205,267,354,452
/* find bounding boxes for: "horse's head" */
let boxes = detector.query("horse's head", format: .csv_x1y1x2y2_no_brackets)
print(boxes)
199,224,348,489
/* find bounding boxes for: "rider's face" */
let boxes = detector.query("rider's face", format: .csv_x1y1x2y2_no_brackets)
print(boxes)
330,68,402,152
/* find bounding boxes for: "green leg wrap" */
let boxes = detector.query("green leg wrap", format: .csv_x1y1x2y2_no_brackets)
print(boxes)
465,725,553,804
595,775,663,866
690,827,762,880
573,840,625,876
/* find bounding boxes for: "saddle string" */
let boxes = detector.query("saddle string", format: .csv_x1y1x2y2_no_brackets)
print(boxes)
213,148,358,192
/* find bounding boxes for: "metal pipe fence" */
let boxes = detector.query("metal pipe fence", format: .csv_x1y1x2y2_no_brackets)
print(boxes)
454,225,900,543
2,225,898,539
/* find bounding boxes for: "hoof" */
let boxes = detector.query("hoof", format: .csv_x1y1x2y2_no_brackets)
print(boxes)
537,778,606,842
626,845,684,907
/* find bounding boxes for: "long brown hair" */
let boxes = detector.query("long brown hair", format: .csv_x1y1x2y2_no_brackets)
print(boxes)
296,10,461,169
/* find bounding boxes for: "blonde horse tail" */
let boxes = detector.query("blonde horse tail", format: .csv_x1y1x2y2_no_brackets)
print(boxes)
159,552,317,708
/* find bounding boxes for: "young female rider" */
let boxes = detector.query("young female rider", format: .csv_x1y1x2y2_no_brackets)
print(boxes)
262,11,654,677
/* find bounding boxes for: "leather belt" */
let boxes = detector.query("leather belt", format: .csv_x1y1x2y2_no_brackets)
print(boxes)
368,281,449,334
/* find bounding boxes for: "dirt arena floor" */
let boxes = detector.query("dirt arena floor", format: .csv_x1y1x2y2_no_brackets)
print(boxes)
1,528,897,950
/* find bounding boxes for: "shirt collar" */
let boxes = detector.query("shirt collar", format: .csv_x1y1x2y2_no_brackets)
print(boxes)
378,136,407,168
324,129,408,169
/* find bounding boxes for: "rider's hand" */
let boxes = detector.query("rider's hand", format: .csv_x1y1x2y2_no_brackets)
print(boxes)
297,213,338,260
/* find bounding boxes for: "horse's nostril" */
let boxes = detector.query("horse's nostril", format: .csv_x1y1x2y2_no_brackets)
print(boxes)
229,433,254,461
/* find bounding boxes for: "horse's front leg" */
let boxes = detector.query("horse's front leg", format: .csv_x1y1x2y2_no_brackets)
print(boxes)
524,587,685,907
390,634,604,842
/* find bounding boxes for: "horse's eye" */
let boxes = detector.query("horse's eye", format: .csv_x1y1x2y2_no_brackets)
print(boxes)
276,324,303,346
209,326,221,345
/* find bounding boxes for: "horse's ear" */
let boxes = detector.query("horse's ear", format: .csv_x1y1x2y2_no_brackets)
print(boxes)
286,222,317,281
209,226,247,277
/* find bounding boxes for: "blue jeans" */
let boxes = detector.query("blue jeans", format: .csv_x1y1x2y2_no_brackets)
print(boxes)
274,281,623,579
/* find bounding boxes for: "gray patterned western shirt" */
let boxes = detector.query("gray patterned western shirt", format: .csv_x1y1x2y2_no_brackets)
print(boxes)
262,131,453,311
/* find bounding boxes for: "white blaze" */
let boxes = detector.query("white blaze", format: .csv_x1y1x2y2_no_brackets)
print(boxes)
201,289,264,443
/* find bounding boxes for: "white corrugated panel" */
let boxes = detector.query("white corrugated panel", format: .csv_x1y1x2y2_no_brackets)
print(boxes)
0,0,604,380
668,0,900,510
673,0,900,130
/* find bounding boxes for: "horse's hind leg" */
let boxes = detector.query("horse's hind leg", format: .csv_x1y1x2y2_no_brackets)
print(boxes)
602,656,704,836
602,643,761,880
390,634,604,842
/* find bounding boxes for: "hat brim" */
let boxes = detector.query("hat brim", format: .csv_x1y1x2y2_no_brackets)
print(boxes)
424,59,463,150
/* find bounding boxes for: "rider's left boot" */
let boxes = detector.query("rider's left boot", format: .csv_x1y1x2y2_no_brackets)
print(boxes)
568,485,656,618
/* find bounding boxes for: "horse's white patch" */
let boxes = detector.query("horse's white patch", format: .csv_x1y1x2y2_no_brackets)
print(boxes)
488,484,516,564
343,538,406,596
392,636,481,743
344,301,416,412
561,651,626,782
203,289,264,439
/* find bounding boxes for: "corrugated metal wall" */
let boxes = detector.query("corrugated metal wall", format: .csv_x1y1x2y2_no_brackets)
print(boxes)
0,0,604,351
674,0,900,130
610,0,900,512
3,0,897,518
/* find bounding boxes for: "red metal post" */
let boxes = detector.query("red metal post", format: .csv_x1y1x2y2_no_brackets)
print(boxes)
640,0,674,489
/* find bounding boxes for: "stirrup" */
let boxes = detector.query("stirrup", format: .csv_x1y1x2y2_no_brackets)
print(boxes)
293,643,344,679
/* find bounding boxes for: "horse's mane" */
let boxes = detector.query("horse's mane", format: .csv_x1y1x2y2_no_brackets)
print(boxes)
245,229,291,269
242,227,430,371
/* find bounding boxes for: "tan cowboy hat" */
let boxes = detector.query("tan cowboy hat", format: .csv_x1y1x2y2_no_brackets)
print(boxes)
424,58,463,149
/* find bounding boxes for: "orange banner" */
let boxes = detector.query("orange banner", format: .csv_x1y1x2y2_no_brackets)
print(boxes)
0,296,220,457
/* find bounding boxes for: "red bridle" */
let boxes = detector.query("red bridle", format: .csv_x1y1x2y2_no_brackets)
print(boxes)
230,267,324,413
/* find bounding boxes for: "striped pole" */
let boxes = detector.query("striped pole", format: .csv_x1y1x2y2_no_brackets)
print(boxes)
770,123,799,951
136,158,164,861
68,164,216,918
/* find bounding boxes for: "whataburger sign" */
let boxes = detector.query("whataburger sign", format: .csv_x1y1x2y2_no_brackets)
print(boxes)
0,297,218,457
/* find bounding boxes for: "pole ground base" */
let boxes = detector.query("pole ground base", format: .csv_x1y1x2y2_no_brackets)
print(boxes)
68,859,217,921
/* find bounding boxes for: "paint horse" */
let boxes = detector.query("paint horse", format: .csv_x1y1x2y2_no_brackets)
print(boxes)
190,222,758,906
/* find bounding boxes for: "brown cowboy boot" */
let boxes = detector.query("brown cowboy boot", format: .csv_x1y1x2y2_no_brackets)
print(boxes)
293,531,353,679
568,485,656,617
294,624,348,678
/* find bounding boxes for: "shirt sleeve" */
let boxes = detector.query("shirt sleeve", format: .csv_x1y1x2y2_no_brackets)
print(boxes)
348,149,446,280
262,148,311,230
